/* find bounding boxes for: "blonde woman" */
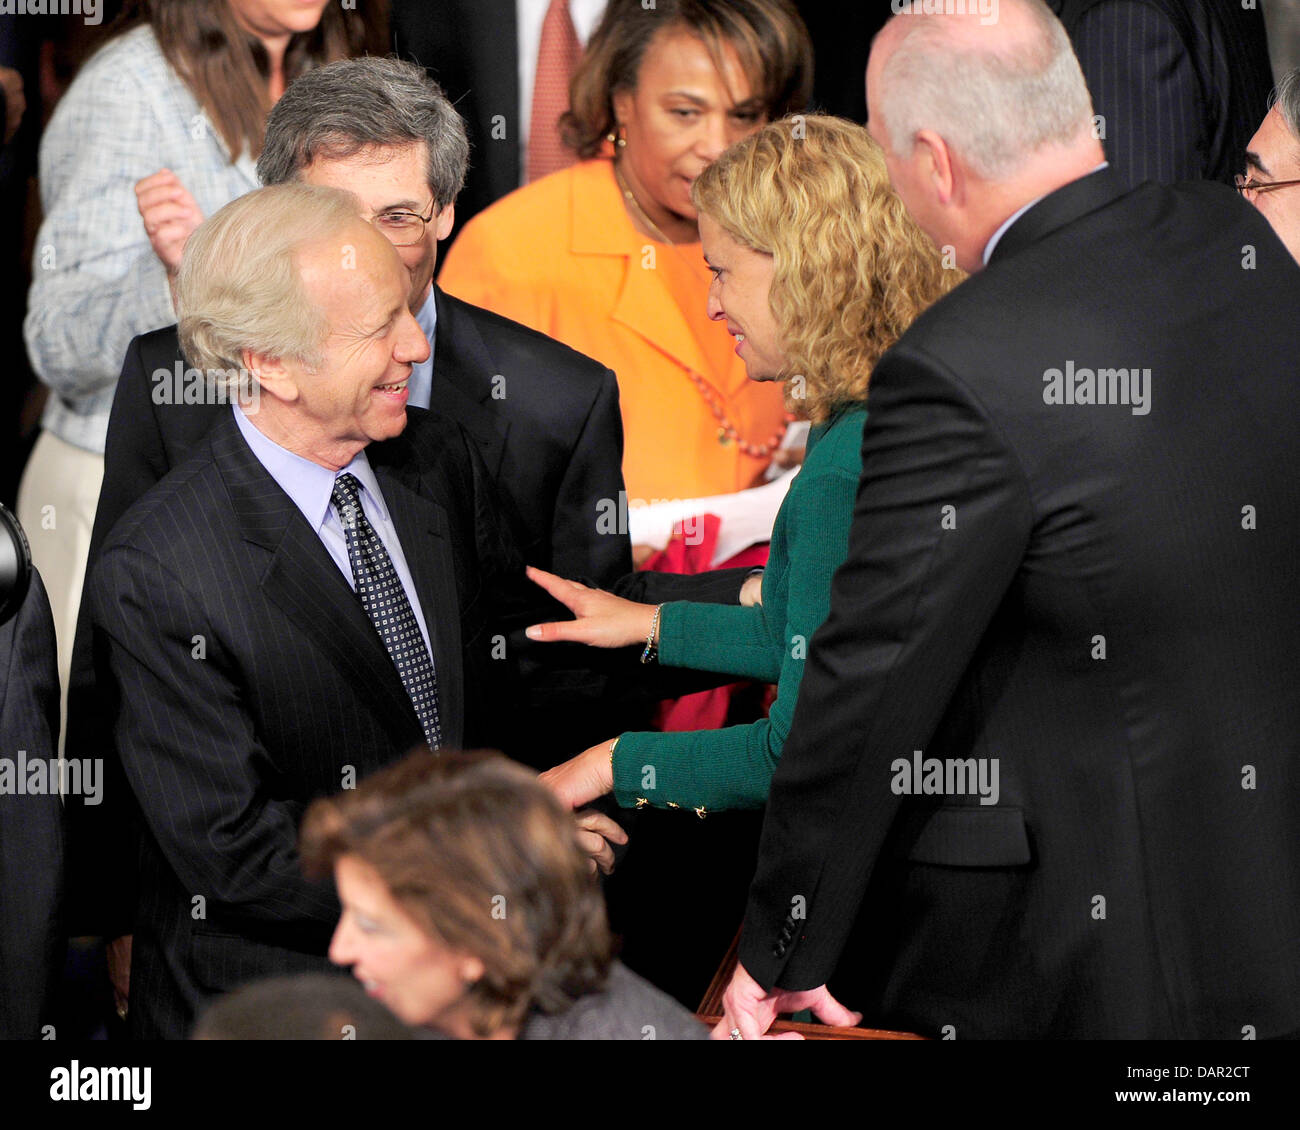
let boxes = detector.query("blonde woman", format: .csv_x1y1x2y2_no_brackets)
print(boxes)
527,115,961,817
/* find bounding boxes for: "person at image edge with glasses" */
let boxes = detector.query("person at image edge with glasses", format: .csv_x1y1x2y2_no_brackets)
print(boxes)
1237,67,1300,265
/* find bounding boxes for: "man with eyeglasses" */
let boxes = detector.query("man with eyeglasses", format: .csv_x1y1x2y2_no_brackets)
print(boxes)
66,57,731,1029
1239,69,1300,265
93,55,633,599
78,182,628,1038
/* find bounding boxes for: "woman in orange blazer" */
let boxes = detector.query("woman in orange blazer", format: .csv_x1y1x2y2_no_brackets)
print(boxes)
439,0,813,506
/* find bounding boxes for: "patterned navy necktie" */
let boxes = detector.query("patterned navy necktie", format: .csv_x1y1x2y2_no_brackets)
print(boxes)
330,473,442,750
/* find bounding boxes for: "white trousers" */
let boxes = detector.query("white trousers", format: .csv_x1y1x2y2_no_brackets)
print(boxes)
16,430,105,753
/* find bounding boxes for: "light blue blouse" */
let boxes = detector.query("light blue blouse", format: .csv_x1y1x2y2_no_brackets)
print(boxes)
24,24,260,454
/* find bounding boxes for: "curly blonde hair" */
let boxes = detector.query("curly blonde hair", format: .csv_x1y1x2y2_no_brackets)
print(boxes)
692,114,962,423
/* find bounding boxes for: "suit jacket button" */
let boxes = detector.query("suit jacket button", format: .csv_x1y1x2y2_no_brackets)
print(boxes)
773,942,787,957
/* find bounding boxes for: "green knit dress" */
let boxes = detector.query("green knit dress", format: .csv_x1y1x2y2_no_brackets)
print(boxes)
612,402,867,812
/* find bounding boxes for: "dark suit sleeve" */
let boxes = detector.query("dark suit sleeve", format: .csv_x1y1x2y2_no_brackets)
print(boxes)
552,367,634,589
0,570,64,1039
613,566,752,606
737,346,1032,990
88,546,339,936
1073,0,1204,185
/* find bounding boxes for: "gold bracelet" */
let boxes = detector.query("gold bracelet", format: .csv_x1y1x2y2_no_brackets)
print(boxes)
640,605,663,664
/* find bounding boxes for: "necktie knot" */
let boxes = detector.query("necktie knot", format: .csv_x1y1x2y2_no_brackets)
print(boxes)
331,473,363,528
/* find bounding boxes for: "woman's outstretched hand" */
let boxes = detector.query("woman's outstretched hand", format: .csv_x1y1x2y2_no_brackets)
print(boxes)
524,566,658,649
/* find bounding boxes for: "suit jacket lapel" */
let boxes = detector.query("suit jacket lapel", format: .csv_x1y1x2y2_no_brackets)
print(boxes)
210,413,424,750
990,167,1128,265
431,287,511,481
374,459,465,752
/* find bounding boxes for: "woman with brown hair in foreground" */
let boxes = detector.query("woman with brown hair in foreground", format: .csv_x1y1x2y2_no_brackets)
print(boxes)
300,750,707,1040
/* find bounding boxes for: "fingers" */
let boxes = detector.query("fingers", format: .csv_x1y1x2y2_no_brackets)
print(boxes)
575,826,616,875
809,988,863,1029
134,169,184,195
136,169,203,273
574,809,626,876
135,172,203,220
525,565,592,608
139,201,201,234
136,184,191,211
524,567,596,642
149,224,196,273
576,809,627,846
523,619,586,644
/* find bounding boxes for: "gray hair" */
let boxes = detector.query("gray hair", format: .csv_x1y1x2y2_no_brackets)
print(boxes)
876,0,1094,180
176,183,363,375
1270,68,1300,142
257,56,470,209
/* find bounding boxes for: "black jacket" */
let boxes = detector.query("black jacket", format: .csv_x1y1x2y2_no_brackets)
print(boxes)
86,407,540,1038
739,169,1300,1038
0,568,63,1039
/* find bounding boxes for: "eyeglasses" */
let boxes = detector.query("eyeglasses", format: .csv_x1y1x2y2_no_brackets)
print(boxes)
1234,173,1300,197
370,200,438,247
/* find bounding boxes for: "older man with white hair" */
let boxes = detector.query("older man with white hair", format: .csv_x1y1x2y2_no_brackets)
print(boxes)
1241,68,1300,264
717,0,1300,1040
85,182,624,1040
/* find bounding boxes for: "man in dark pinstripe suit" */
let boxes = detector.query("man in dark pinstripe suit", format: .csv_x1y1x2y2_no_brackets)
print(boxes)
1048,0,1275,187
84,182,622,1038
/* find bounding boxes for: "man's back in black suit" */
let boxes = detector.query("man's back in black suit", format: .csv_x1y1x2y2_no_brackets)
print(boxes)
730,4,1300,1039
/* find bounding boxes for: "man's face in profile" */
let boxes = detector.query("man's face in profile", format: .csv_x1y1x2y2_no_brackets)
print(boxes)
1243,106,1300,265
278,220,430,455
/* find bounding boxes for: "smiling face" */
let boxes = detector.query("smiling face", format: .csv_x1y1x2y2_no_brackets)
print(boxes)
612,28,765,240
700,212,785,382
302,142,453,313
1243,106,1300,265
328,855,484,1032
245,218,431,469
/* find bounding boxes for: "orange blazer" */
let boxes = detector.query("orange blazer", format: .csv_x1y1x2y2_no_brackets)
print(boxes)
439,158,788,504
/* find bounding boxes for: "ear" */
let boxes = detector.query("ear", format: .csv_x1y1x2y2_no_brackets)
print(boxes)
611,88,634,132
241,347,299,406
914,129,957,205
433,202,455,242
459,954,486,987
